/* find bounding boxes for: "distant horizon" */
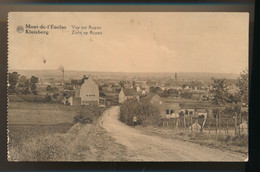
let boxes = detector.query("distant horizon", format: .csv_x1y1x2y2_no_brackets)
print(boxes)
9,68,242,75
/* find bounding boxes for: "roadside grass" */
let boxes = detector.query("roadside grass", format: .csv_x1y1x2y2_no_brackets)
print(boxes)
8,123,93,161
178,132,248,154
136,126,248,155
8,123,128,161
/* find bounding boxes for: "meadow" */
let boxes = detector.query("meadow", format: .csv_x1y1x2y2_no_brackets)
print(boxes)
8,101,78,160
8,102,77,125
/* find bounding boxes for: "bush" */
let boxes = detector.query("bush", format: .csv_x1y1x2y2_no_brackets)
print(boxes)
52,93,59,99
8,134,70,161
73,105,101,124
119,99,160,126
45,94,52,102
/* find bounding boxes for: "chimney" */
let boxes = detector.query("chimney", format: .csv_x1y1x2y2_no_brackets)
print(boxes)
62,70,64,85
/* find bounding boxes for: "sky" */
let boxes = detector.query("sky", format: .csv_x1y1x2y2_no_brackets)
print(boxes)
8,12,249,74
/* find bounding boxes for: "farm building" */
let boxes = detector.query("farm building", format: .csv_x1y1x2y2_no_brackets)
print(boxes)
80,77,99,105
143,93,181,118
118,87,140,103
143,92,165,116
165,103,181,118
180,108,196,116
64,76,100,106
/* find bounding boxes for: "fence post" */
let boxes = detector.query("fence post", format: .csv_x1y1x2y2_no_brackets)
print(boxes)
226,120,229,134
241,122,244,134
234,112,238,135
219,114,221,133
216,114,218,134
190,116,193,132
238,113,241,136
208,120,211,134
184,116,186,132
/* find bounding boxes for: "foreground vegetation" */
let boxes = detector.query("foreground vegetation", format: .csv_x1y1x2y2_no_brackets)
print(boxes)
136,125,248,155
8,101,110,161
8,123,127,161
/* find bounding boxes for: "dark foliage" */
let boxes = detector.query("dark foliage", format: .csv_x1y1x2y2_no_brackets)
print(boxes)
120,99,160,126
74,105,101,124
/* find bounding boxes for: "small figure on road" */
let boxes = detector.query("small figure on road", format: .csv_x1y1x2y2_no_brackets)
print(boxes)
133,116,137,126
100,118,104,124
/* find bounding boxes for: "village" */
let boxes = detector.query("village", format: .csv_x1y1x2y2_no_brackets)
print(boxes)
7,69,249,161
8,69,247,133
7,11,250,162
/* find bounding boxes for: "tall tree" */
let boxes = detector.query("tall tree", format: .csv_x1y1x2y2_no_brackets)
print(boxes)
18,76,30,94
8,72,20,93
210,79,229,106
236,68,248,104
30,76,38,95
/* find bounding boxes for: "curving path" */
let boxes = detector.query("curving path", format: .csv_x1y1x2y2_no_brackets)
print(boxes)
101,106,247,161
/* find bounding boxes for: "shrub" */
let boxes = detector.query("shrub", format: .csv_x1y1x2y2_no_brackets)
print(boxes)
8,134,70,161
52,93,59,99
119,99,160,126
45,94,52,102
73,105,101,124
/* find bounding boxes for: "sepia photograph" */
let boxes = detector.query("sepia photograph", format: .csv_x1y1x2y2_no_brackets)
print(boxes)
7,12,249,161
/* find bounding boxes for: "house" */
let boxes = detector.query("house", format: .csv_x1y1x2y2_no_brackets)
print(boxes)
195,109,208,117
165,102,181,118
68,97,81,106
180,108,196,116
118,87,139,103
143,92,165,116
80,76,99,105
144,93,181,118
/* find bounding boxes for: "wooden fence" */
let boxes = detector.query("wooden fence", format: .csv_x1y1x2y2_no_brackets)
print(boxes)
159,114,248,135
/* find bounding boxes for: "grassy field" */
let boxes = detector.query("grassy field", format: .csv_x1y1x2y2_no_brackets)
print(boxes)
8,101,77,160
8,102,77,125
8,101,126,161
8,124,73,147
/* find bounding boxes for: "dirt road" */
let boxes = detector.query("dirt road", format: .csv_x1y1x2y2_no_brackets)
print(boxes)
101,106,247,161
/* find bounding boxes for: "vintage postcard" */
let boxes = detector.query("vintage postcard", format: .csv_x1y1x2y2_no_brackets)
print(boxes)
8,12,249,161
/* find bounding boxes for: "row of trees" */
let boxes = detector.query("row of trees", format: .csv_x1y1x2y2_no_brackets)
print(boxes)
9,72,38,95
150,86,192,99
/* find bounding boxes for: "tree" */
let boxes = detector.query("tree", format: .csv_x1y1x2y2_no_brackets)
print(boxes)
132,80,136,88
8,72,20,93
150,87,163,94
210,79,229,106
18,75,30,94
236,68,248,104
45,94,52,102
119,99,160,126
74,105,101,124
30,76,38,95
180,91,193,99
46,85,52,92
119,81,125,88
167,89,179,97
